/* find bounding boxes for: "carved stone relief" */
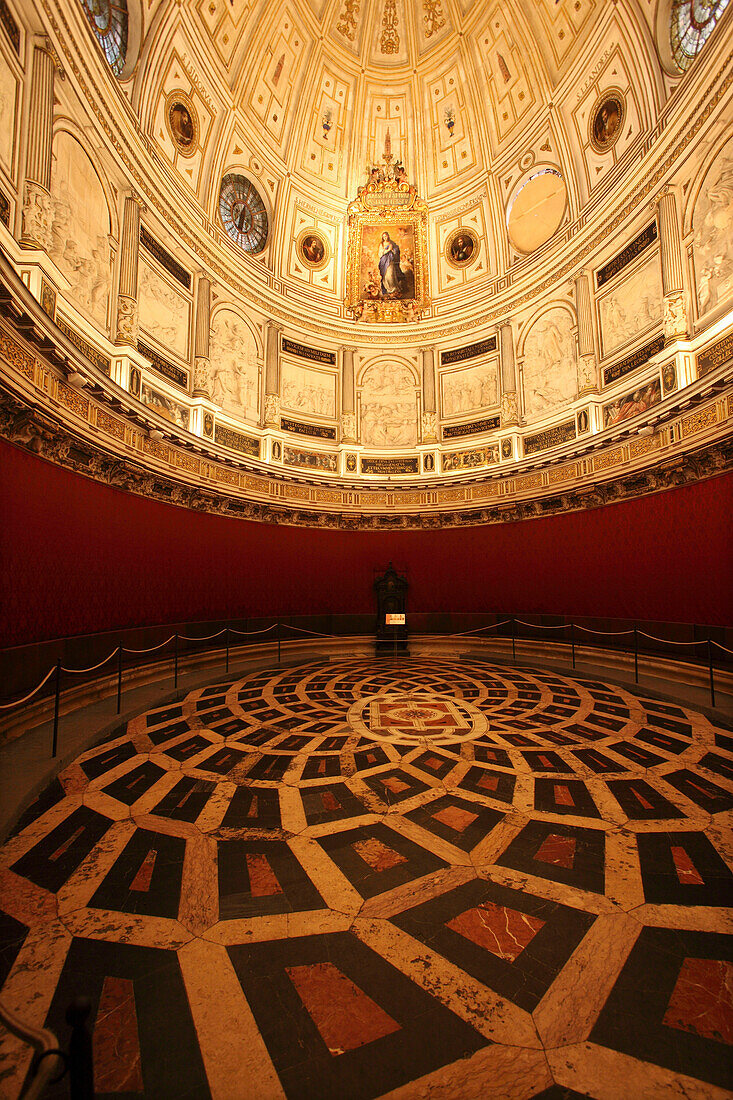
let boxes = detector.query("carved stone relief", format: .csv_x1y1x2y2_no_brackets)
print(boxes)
138,259,190,359
48,134,111,325
360,361,417,447
598,255,662,356
440,360,498,418
281,361,336,417
693,142,733,317
0,50,17,174
521,308,577,421
209,308,259,422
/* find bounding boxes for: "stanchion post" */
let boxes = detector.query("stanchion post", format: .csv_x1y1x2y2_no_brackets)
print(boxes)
174,633,179,689
708,638,716,708
225,626,230,674
511,617,516,662
116,646,123,714
571,622,576,669
277,619,281,664
633,624,639,683
51,660,61,758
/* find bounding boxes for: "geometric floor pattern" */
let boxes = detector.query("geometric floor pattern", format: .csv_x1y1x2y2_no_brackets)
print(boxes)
1,657,732,1099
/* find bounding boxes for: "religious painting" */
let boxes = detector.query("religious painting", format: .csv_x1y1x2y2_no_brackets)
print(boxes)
297,230,330,270
590,90,625,153
345,143,429,323
165,92,198,158
602,378,661,427
445,228,478,268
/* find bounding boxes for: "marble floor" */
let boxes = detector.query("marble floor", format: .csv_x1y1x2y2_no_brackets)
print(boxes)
1,657,732,1100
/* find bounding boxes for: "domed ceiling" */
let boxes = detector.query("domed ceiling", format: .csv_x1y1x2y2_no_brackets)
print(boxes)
128,0,664,323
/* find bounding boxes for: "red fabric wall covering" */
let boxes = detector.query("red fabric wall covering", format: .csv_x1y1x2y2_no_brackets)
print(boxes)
1,438,730,647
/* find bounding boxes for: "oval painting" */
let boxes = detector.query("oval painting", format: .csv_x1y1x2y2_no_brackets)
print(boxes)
590,91,624,153
166,92,199,157
446,228,478,267
297,230,329,269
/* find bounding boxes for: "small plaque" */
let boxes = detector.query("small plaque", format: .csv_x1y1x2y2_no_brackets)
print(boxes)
386,613,405,625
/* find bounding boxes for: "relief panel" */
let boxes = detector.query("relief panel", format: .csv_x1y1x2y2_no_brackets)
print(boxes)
0,45,18,176
598,253,662,358
49,133,111,328
247,7,311,149
299,64,353,193
281,360,337,418
151,49,215,195
440,359,498,419
469,3,537,147
571,46,642,192
521,307,577,421
209,308,260,422
692,140,733,319
359,361,418,447
138,258,190,360
423,57,480,189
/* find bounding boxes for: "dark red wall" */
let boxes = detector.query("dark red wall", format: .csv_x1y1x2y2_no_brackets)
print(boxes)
1,438,730,646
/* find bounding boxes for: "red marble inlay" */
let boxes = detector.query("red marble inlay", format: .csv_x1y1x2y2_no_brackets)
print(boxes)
424,756,444,770
446,902,545,961
535,833,576,868
93,976,143,1095
663,958,733,1044
130,850,157,892
365,753,377,764
477,774,499,792
631,788,655,810
49,827,85,861
246,853,283,897
552,784,575,807
247,796,260,818
352,837,407,871
382,777,410,794
538,755,554,768
432,806,478,832
670,846,705,886
286,962,401,1054
317,759,328,775
321,791,340,812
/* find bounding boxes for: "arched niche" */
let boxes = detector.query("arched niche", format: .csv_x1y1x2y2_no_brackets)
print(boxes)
358,359,419,448
209,307,261,423
519,305,577,422
689,137,733,320
49,130,112,328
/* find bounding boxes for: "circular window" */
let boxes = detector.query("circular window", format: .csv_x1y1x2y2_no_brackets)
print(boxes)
670,0,729,71
506,169,567,255
81,0,128,77
219,173,269,254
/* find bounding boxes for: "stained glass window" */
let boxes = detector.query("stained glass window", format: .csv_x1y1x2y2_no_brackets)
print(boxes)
81,0,128,76
670,0,729,71
219,174,269,254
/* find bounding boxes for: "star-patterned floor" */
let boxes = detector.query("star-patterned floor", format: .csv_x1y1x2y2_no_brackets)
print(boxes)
1,658,732,1100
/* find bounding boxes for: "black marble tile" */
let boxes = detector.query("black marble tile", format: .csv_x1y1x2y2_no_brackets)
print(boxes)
459,766,516,804
318,821,447,899
496,820,606,895
90,828,185,918
362,769,430,806
534,779,601,818
103,761,166,806
218,839,326,918
301,783,369,826
636,830,733,906
406,794,505,852
80,741,136,780
661,769,733,814
0,909,29,987
606,778,685,820
152,777,216,823
11,806,112,892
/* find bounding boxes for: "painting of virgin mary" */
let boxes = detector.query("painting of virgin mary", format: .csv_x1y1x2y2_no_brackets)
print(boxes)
379,232,403,296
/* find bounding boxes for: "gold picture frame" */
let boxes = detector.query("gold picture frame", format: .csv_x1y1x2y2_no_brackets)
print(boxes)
344,180,430,323
165,91,199,159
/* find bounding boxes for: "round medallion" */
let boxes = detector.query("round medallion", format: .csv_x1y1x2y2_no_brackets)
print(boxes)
296,229,330,270
445,228,479,269
506,169,567,254
81,0,128,76
589,89,625,153
165,92,199,158
219,173,269,254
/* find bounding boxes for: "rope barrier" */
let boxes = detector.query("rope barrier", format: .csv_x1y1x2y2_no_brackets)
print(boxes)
514,619,567,630
122,635,176,654
574,625,635,636
0,665,57,709
712,640,733,655
228,623,278,636
448,621,513,636
177,629,227,642
62,648,119,674
637,631,707,646
281,623,337,637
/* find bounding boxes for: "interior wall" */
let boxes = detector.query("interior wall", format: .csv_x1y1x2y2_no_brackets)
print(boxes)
1,439,730,647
